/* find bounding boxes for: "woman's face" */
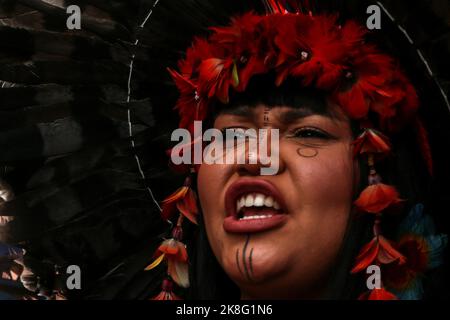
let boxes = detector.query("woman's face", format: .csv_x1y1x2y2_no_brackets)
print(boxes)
197,102,359,299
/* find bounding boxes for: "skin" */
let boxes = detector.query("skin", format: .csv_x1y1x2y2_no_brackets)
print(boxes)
197,103,359,299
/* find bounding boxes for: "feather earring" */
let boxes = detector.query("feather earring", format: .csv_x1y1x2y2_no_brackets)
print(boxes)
351,128,406,300
146,213,190,299
146,168,199,299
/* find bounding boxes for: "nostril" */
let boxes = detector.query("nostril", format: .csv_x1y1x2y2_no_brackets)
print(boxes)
236,163,262,176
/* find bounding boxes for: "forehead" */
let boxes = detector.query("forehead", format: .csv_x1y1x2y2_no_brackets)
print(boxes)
214,102,349,125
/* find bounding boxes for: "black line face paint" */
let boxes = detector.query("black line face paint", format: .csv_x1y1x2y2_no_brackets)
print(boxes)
249,248,254,276
236,248,244,277
296,147,319,158
236,234,255,282
263,106,271,128
242,234,252,281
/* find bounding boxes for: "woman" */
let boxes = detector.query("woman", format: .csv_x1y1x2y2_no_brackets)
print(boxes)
0,0,448,300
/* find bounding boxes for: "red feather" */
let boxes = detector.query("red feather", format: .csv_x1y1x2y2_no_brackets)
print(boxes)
179,37,216,77
351,235,406,274
266,0,288,14
352,129,391,157
167,68,204,129
351,238,379,273
354,183,403,214
358,288,398,300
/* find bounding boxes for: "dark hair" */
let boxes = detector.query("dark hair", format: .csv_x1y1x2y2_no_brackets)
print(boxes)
186,73,439,300
206,73,349,125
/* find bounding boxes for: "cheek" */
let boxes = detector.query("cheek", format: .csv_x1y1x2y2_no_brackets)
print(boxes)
281,144,355,271
197,163,224,220
286,144,355,208
196,163,229,253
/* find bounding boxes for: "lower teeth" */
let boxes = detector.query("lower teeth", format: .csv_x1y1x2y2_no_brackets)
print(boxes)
239,215,273,220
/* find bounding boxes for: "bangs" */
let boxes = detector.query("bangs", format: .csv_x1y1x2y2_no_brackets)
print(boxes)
207,73,349,124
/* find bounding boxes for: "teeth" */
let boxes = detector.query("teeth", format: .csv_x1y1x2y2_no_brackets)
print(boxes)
264,196,274,207
239,214,273,220
237,197,245,213
245,194,254,207
235,193,282,213
253,194,265,207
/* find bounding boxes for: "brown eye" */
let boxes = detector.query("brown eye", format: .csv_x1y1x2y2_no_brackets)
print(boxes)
293,127,331,140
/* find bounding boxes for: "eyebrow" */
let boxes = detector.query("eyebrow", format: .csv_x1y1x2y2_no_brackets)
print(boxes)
219,105,333,125
278,108,322,125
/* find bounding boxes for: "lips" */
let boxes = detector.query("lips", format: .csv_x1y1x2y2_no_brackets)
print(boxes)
223,179,288,233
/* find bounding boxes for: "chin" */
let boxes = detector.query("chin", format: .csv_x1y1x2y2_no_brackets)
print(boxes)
237,266,327,300
220,241,289,286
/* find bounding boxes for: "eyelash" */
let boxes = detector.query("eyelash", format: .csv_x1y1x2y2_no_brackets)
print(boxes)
218,127,332,140
292,127,331,140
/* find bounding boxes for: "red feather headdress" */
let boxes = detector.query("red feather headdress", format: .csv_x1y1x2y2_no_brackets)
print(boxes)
169,12,421,137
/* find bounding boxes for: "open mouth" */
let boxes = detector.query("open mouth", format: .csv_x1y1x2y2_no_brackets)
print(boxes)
223,179,288,233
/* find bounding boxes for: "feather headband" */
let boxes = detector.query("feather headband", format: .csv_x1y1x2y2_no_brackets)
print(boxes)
168,12,420,137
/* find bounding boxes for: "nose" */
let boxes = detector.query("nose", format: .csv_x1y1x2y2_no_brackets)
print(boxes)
235,128,285,176
236,156,264,176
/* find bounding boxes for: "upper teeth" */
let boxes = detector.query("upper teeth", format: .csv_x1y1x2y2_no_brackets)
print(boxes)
236,193,281,213
239,215,273,220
